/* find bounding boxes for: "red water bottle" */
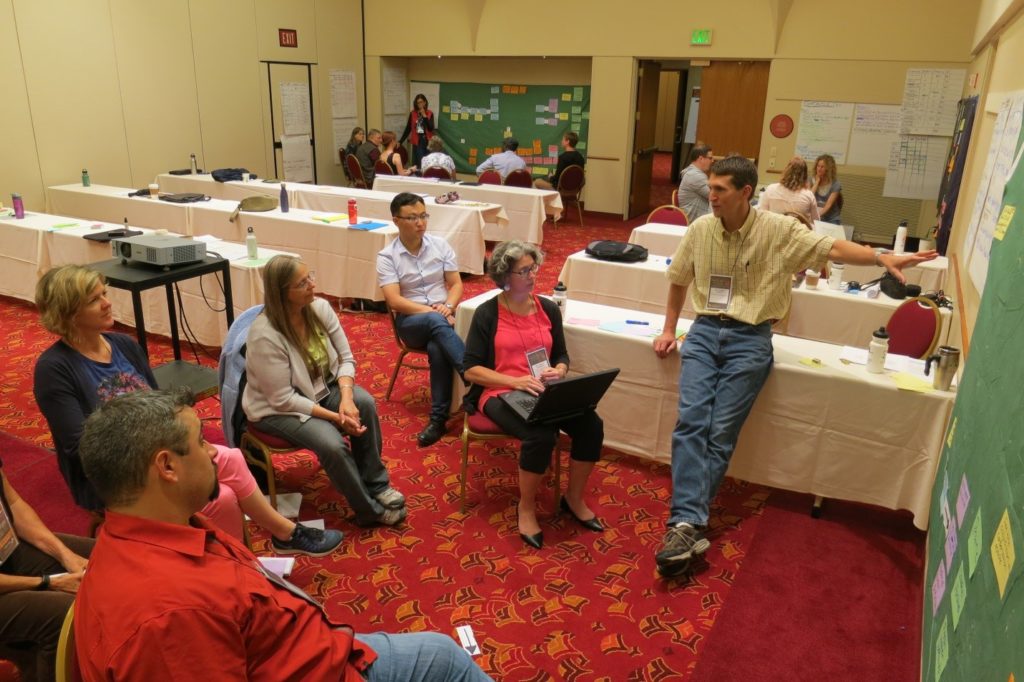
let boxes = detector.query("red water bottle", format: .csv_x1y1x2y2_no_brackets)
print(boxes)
348,199,357,224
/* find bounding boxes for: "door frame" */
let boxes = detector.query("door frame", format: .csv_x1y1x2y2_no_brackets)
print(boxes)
263,60,318,184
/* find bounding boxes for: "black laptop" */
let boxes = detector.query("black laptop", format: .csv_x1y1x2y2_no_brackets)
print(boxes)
498,368,620,424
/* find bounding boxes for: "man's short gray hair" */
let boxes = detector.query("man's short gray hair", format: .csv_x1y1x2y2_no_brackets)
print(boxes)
487,240,545,289
80,389,195,508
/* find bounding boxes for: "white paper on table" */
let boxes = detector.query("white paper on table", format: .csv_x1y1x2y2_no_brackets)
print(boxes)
208,241,250,261
193,234,219,243
258,557,295,578
839,346,928,377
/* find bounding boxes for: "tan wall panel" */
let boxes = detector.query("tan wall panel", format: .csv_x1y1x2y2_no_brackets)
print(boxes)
255,0,317,64
17,0,132,194
110,0,202,184
654,71,680,152
587,57,636,215
190,0,268,176
0,0,45,210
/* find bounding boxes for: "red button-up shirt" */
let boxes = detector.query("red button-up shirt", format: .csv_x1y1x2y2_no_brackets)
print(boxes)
75,512,376,681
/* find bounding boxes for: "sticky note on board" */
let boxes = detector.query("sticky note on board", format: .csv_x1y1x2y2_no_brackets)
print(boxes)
502,85,511,93
968,509,983,577
956,474,971,529
461,113,469,120
562,93,572,101
946,416,957,447
571,123,581,133
573,86,584,100
474,114,483,122
490,98,498,107
549,98,558,111
572,106,582,114
520,86,527,94
442,105,451,113
547,118,558,126
990,508,1016,598
934,617,949,681
491,85,500,94
558,112,569,121
950,562,967,630
930,558,946,615
582,111,590,119
490,113,499,121
994,204,1015,240
536,104,547,113
577,141,586,150
945,523,958,566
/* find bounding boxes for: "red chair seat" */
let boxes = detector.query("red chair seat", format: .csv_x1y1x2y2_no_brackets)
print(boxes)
245,422,294,449
467,411,505,434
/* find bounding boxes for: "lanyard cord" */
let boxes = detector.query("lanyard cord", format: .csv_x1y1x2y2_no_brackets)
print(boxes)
709,218,752,276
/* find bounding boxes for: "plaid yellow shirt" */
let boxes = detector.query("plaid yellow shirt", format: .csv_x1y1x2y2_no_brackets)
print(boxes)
666,208,835,325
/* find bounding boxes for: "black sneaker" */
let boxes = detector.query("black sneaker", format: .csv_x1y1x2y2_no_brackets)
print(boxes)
416,419,447,447
655,522,710,568
271,524,344,557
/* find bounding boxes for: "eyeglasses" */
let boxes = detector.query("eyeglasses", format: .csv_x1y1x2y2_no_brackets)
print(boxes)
510,264,540,277
395,213,430,222
288,271,316,290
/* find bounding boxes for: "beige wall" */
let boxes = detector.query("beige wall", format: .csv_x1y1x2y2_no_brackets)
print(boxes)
1,0,366,212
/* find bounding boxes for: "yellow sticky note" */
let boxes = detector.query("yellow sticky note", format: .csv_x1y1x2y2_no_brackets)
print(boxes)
474,114,483,122
558,112,569,121
450,114,458,121
994,204,1015,240
561,93,572,101
990,508,1016,598
946,416,957,448
460,112,469,120
892,372,934,393
520,86,527,94
799,357,823,368
442,105,451,113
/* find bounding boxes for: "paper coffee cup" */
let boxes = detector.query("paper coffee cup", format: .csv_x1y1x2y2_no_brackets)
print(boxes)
148,183,159,198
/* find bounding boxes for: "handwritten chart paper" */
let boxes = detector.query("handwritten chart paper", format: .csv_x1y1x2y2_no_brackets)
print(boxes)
795,101,854,163
280,82,311,136
883,135,950,200
900,69,965,137
848,104,902,168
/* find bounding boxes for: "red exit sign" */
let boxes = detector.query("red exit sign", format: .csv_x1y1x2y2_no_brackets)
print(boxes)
279,29,298,48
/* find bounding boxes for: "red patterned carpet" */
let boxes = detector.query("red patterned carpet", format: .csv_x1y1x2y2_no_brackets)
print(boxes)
0,212,923,681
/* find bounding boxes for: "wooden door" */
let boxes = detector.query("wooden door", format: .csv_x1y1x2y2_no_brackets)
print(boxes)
694,61,770,161
628,60,661,218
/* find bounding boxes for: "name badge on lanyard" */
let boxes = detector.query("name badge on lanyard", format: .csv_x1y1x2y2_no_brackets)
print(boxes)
707,274,733,311
525,347,550,378
312,375,330,403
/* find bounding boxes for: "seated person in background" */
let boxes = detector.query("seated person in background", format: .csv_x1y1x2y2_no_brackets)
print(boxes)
380,131,417,176
758,157,820,224
420,136,457,178
677,143,714,221
356,128,383,184
0,465,92,682
31,265,340,555
476,137,527,179
812,153,843,225
343,126,364,164
463,241,605,550
378,193,465,447
534,131,585,190
244,256,407,527
75,389,492,681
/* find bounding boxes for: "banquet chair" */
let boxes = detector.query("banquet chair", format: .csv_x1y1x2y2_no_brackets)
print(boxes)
346,154,368,189
886,296,942,359
671,189,680,207
460,410,566,513
504,169,533,188
385,307,430,401
423,166,454,180
374,159,394,177
647,205,689,226
55,605,78,682
340,149,354,185
478,169,502,185
554,164,585,228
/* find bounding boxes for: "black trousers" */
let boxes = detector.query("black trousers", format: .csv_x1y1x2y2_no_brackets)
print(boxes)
0,534,94,682
483,397,603,474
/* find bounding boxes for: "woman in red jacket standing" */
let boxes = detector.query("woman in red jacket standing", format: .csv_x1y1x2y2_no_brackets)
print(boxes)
400,93,435,167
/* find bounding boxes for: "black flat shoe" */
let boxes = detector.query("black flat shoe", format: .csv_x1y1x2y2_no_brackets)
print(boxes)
519,531,544,549
560,497,605,532
416,419,446,447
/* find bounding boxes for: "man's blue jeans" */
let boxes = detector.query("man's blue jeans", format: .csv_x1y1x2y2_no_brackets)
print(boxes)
359,632,493,681
395,312,465,422
669,316,774,527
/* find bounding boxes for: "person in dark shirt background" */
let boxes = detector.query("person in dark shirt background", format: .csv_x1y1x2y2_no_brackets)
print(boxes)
534,131,584,190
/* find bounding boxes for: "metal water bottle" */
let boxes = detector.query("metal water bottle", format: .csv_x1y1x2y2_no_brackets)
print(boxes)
246,226,258,260
81,169,91,187
552,281,567,314
12,193,25,219
190,153,198,174
279,183,289,213
348,199,357,224
866,327,888,374
894,220,908,255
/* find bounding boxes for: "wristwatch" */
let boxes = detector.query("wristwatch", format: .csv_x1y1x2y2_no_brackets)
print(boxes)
443,302,454,310
36,574,50,591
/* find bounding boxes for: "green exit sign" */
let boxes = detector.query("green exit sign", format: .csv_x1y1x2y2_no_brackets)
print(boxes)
691,29,713,46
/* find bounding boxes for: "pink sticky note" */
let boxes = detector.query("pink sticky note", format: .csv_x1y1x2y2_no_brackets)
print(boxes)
566,317,601,327
548,98,558,112
944,524,958,567
931,560,947,616
956,474,970,528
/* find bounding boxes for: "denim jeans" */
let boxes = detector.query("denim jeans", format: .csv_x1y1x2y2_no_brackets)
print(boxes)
669,316,774,527
396,312,465,422
257,383,390,525
359,632,493,681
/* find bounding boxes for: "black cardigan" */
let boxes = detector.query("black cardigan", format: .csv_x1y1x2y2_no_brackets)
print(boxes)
462,294,569,413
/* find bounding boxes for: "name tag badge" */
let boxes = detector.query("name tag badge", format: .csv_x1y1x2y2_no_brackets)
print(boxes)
707,274,733,311
312,375,329,403
526,347,551,378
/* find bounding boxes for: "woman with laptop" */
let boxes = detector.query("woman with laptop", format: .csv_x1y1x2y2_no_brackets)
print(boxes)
463,241,606,549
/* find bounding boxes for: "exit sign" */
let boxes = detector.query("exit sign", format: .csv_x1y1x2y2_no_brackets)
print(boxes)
279,28,298,48
691,29,713,46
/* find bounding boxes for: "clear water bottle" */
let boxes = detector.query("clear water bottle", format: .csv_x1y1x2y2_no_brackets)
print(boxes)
246,226,258,259
82,168,91,187
279,183,289,213
552,281,567,314
867,327,888,374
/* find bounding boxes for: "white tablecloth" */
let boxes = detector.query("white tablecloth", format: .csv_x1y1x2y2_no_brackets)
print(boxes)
557,250,952,348
373,175,560,245
455,291,954,529
47,185,191,234
842,256,949,293
628,222,688,256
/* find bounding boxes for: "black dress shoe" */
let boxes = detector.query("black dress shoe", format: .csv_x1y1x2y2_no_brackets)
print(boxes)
416,419,446,447
519,531,544,549
560,497,605,532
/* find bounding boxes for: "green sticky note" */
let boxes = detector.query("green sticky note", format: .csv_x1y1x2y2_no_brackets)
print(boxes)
934,617,949,682
576,141,586,150
572,106,582,115
573,86,583,101
968,508,983,578
571,123,581,133
950,562,966,630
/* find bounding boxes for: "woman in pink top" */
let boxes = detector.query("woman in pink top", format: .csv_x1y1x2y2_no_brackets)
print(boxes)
758,158,820,224
463,241,605,549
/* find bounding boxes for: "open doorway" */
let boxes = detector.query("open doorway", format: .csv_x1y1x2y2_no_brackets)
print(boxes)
650,68,686,211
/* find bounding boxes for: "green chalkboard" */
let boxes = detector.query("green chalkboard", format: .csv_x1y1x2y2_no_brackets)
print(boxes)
435,82,590,176
921,137,1024,677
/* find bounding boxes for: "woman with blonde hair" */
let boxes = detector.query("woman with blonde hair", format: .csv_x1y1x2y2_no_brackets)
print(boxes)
243,255,406,527
32,265,341,554
812,154,843,224
758,158,820,223
381,130,417,176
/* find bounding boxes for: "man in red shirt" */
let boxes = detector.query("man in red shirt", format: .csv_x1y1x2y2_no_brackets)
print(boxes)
76,389,491,681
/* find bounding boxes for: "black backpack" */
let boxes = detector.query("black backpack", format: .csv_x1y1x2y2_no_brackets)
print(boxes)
585,240,648,263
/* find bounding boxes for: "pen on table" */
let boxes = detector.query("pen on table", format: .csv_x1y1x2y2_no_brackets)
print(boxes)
625,320,649,325
51,222,79,228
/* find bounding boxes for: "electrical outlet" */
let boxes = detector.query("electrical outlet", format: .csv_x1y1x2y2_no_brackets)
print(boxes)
769,157,776,169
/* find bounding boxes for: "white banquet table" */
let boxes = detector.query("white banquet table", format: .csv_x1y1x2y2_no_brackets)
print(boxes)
47,184,191,234
557,250,952,348
455,292,954,530
373,175,561,244
842,256,949,292
627,222,688,256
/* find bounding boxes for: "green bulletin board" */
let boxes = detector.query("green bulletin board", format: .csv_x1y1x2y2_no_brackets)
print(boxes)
921,133,1023,679
435,82,590,176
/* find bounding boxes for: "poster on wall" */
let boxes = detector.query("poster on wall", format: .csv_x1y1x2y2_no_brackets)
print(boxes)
332,117,358,164
882,135,950,200
383,66,408,115
900,68,965,137
281,134,313,182
329,70,357,119
795,101,854,163
280,82,312,136
847,103,902,167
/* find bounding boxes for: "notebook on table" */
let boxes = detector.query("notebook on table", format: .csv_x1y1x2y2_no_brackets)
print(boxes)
498,368,620,425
